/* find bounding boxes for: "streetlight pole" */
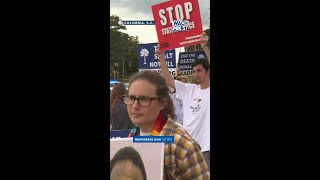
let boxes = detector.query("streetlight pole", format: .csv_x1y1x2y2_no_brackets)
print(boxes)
114,62,119,81
122,57,125,80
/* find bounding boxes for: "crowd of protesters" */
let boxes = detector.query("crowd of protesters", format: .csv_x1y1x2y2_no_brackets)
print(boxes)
110,32,211,179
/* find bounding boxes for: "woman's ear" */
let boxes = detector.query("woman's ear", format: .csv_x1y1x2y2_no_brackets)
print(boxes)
159,98,168,110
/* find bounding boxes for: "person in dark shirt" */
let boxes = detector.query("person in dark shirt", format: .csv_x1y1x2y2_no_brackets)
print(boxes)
110,83,133,130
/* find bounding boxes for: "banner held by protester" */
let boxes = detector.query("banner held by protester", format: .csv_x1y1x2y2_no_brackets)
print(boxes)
178,51,206,75
110,138,164,180
138,43,177,77
151,0,203,51
110,129,131,139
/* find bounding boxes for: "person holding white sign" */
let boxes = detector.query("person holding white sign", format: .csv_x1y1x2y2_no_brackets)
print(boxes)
124,71,210,179
110,146,147,180
156,32,211,170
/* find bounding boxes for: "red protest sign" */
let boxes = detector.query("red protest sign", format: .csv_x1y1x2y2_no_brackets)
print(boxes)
151,0,203,51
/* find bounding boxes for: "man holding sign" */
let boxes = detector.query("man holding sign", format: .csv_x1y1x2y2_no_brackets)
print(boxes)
156,32,211,170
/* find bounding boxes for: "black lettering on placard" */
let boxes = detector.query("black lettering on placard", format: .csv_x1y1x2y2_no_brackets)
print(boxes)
160,43,169,49
171,71,176,76
153,70,176,77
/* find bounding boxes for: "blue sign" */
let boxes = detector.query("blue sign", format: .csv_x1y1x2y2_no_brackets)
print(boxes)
110,129,131,139
178,51,206,75
172,20,190,32
138,43,176,70
133,136,174,143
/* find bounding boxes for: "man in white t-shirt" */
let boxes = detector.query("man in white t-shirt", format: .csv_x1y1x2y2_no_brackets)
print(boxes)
156,32,211,169
169,75,189,125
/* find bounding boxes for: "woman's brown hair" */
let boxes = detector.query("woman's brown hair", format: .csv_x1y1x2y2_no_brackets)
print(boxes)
128,71,175,120
110,83,126,117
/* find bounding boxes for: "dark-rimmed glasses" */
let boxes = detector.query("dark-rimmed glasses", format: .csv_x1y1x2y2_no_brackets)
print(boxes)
123,96,158,107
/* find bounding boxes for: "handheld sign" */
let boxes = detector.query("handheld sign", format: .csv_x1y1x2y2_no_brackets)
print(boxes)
110,129,131,139
178,51,206,75
152,0,203,51
138,43,177,77
110,138,164,180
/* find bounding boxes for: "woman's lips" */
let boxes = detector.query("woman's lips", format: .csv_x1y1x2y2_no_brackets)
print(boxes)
131,113,142,117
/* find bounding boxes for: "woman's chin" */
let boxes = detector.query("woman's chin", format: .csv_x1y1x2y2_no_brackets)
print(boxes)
131,118,142,125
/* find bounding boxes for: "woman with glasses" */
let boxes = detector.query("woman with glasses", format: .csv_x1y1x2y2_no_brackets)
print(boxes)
124,70,210,179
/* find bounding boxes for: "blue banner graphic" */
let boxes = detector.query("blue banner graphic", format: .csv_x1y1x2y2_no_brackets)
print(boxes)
110,129,131,139
133,136,174,143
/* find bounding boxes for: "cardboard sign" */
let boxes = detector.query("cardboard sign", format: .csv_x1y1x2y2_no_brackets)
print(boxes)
152,0,203,51
110,129,131,139
138,43,177,77
110,138,164,180
178,51,206,75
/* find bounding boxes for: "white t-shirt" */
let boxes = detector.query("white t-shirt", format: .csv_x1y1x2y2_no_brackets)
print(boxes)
169,93,184,125
140,129,151,136
175,80,210,152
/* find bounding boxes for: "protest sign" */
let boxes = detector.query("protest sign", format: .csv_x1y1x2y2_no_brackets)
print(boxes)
110,129,131,139
138,43,177,77
178,51,206,75
110,138,164,180
152,0,203,51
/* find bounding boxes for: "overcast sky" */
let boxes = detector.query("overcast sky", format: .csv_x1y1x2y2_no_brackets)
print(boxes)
110,0,210,44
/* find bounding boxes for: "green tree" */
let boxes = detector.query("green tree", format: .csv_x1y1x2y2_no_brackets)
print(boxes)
185,27,210,52
110,15,139,80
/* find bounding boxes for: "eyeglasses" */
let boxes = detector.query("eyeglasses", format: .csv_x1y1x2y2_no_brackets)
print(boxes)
123,96,158,107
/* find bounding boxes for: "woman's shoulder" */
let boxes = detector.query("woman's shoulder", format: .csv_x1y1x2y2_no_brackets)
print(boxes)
166,119,201,151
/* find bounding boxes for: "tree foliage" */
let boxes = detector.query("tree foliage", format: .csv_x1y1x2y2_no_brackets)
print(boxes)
185,27,210,52
109,15,210,80
110,15,139,80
